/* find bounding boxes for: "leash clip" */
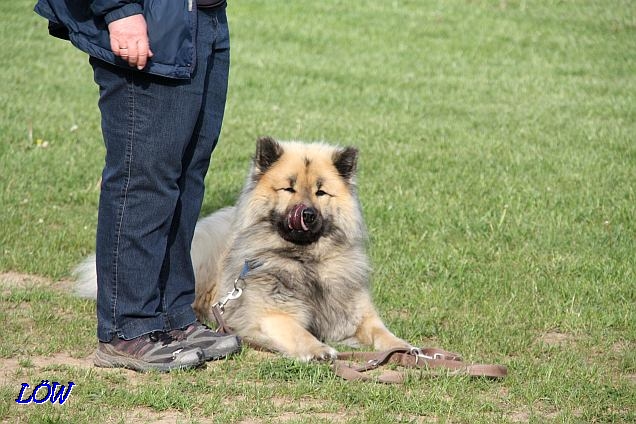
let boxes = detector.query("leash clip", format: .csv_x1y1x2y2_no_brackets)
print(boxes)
212,287,243,315
212,259,263,314
410,347,445,364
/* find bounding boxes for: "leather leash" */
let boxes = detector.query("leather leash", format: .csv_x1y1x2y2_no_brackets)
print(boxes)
333,347,507,383
211,303,233,334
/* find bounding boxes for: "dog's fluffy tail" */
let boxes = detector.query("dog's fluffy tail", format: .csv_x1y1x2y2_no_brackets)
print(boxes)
74,254,98,299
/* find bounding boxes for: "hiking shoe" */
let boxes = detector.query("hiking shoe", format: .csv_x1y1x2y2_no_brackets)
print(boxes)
170,321,241,361
94,331,205,372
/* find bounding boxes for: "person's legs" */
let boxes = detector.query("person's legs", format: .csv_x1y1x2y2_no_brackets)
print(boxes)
92,57,203,342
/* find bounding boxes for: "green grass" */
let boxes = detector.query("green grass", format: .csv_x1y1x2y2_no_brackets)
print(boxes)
1,0,634,422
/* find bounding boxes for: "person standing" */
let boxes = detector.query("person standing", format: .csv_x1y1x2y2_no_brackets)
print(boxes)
34,0,240,372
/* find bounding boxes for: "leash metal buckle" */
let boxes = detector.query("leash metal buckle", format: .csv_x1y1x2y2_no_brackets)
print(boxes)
410,347,444,364
211,259,263,314
213,287,243,314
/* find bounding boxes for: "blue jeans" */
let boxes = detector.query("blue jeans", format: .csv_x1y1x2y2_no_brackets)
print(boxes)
90,7,230,342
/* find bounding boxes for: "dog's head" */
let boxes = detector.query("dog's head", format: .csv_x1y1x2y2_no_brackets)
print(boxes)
245,136,361,246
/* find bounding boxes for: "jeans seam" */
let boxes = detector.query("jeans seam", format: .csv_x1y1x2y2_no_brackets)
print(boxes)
112,73,136,335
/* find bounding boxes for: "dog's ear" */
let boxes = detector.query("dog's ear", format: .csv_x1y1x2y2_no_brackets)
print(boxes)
332,147,358,182
254,136,284,174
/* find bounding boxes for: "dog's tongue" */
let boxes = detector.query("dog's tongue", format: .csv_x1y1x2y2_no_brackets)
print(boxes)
288,204,309,231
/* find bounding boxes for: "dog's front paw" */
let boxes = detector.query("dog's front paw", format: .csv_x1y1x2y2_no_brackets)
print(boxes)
373,334,413,352
296,343,337,362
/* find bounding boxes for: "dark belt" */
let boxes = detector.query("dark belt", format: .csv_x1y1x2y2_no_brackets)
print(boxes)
197,0,226,9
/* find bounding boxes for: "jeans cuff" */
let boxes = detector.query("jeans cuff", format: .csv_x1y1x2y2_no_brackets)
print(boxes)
99,316,165,341
167,308,198,331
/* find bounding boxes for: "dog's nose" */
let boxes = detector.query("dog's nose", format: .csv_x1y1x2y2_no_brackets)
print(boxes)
302,207,317,225
288,204,320,232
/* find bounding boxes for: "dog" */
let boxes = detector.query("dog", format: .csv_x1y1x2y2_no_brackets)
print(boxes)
76,136,411,361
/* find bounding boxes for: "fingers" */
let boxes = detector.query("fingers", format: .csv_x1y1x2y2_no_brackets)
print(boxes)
108,15,153,70
110,38,123,57
112,39,151,70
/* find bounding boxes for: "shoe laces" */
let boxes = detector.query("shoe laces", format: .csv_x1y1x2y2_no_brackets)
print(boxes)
169,322,206,341
148,331,175,346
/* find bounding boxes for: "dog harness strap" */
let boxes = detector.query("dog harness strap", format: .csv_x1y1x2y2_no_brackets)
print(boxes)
333,347,507,383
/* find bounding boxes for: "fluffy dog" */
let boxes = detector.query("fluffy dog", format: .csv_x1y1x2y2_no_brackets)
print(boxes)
76,136,410,361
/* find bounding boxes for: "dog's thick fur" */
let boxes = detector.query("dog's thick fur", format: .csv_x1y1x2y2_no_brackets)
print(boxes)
76,137,410,361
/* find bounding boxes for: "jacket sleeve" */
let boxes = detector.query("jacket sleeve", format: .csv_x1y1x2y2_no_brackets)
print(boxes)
90,0,143,25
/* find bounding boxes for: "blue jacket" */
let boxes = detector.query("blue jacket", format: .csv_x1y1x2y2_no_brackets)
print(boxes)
34,0,197,79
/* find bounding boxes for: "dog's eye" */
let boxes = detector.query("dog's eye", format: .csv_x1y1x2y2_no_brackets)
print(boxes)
283,187,296,193
315,190,327,197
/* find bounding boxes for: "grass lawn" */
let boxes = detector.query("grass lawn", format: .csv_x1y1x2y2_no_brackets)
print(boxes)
1,0,634,422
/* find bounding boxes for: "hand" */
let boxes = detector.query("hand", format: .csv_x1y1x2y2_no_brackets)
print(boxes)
108,14,154,70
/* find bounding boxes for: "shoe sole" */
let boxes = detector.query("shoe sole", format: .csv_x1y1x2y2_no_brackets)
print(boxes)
94,348,205,372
